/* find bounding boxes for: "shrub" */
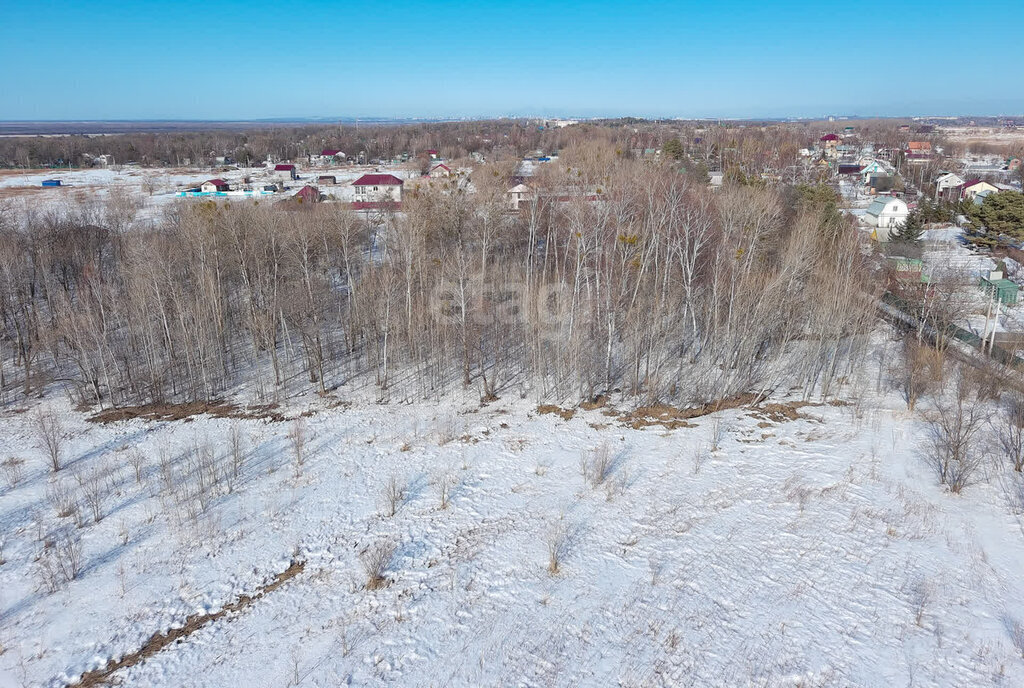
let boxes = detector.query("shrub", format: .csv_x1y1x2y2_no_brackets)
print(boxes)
360,539,395,590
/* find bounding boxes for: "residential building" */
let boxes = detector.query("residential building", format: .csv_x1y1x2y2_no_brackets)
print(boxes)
294,185,322,203
200,179,230,193
865,196,909,240
507,182,534,210
934,172,964,201
274,164,298,180
352,173,403,203
962,178,999,201
906,141,932,161
820,134,840,157
429,163,452,178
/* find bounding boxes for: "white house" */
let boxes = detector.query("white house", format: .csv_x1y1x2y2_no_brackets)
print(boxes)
507,182,534,210
934,172,964,200
200,178,230,193
352,173,403,203
274,164,298,180
865,196,909,240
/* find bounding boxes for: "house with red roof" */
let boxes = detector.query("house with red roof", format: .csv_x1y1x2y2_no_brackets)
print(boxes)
906,141,932,161
352,173,403,204
294,185,322,203
820,133,840,157
274,163,298,180
200,179,230,193
962,178,999,201
428,163,452,178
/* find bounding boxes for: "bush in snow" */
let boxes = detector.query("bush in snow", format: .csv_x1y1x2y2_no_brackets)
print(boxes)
1,456,25,490
35,526,83,593
546,519,568,574
360,539,395,590
579,442,613,488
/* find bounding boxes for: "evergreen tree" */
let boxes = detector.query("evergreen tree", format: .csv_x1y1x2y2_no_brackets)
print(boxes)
662,138,685,161
890,210,925,245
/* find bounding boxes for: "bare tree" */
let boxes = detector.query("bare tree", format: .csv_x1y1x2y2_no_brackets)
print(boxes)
290,418,306,479
34,408,65,472
997,394,1024,472
925,378,989,493
380,475,405,517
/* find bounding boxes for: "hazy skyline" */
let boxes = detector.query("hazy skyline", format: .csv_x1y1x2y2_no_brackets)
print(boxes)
3,0,1022,120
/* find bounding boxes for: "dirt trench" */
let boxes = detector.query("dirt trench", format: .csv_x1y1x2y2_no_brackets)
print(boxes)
68,559,305,687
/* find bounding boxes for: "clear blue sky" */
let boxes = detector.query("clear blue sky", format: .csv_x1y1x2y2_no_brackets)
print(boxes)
2,0,1022,120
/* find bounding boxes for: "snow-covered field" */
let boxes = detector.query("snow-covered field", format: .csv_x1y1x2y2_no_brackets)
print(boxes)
3,376,1024,687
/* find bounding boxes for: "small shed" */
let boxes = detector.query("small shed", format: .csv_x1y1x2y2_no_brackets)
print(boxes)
41,179,62,187
980,275,1019,305
317,175,336,185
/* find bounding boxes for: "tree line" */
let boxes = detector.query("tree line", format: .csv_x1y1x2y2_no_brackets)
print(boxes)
0,146,878,408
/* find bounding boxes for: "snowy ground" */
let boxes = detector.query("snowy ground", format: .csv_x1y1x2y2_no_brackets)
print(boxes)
2,372,1024,687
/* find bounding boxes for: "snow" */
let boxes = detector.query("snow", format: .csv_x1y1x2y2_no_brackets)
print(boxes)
3,372,1024,687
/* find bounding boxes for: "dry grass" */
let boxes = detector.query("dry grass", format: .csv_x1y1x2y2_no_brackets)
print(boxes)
616,392,761,430
537,404,575,421
89,400,285,424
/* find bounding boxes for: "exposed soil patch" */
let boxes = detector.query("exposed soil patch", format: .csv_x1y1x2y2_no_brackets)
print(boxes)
616,392,763,429
69,559,305,687
88,400,285,424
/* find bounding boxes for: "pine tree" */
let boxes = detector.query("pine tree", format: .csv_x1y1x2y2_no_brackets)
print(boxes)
890,210,924,245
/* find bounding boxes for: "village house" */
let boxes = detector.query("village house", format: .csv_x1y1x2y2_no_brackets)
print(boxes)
200,178,230,193
865,195,909,240
820,134,840,158
507,181,534,210
934,172,964,201
293,185,322,203
352,173,403,203
859,159,891,188
906,141,932,161
274,163,298,180
429,163,452,178
962,178,999,201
